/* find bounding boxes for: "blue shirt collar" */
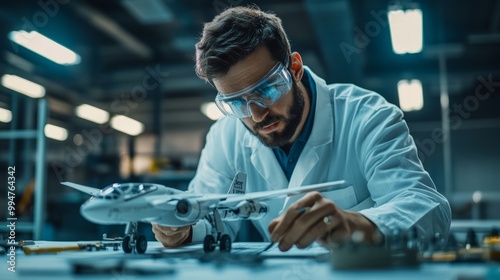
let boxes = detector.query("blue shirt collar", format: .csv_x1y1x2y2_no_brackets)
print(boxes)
295,69,316,144
271,68,317,180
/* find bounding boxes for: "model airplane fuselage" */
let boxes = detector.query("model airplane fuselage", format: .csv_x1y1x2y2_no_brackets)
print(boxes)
62,172,351,253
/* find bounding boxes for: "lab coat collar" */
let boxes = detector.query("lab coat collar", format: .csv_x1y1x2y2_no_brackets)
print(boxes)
303,66,334,147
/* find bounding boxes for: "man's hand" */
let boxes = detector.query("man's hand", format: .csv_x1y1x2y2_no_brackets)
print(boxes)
152,224,192,247
268,191,379,251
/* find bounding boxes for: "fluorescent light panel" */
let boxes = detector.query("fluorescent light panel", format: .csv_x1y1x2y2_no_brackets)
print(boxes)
9,31,81,65
110,115,144,136
200,102,224,120
0,107,12,123
45,124,68,141
1,74,45,98
76,104,110,124
398,79,424,112
388,8,423,54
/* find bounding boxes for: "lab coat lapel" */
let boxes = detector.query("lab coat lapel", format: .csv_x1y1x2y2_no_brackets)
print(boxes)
246,135,288,190
285,67,334,207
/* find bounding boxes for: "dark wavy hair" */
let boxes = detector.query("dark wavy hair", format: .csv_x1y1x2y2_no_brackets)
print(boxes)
195,6,292,83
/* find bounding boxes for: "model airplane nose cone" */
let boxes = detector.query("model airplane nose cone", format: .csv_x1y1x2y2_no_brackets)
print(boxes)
80,200,117,224
81,205,103,223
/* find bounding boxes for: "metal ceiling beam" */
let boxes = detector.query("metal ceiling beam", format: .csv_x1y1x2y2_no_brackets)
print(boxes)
468,33,500,44
72,3,153,59
490,0,500,32
304,0,362,83
90,63,212,99
98,76,211,97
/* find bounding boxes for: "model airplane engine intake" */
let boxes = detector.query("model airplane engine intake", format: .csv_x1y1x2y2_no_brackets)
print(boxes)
223,200,268,220
175,198,211,221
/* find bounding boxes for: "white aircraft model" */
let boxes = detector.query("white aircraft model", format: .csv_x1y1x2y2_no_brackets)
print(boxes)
62,172,350,253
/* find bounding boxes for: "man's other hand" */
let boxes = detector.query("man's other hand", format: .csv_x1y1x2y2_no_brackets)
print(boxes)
152,224,192,247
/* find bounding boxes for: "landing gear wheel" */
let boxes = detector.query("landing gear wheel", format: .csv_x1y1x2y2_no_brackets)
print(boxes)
219,234,231,252
203,235,216,253
135,235,147,254
122,235,133,253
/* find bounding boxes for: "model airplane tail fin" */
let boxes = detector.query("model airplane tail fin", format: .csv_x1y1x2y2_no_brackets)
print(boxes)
227,172,246,195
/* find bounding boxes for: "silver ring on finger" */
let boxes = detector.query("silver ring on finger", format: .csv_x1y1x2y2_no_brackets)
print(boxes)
323,215,334,227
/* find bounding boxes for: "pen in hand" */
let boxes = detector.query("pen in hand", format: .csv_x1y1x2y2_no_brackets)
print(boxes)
262,206,310,252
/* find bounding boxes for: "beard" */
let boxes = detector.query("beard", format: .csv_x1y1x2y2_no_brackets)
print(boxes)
251,82,305,148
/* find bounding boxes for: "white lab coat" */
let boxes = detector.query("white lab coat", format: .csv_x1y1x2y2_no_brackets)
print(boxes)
188,66,451,243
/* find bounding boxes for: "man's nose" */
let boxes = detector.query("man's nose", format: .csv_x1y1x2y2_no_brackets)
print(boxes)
248,103,268,122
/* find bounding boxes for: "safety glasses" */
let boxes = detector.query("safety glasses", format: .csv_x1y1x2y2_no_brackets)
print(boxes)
215,60,292,118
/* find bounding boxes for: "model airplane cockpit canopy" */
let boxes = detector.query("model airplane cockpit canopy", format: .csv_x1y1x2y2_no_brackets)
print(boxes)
93,183,179,201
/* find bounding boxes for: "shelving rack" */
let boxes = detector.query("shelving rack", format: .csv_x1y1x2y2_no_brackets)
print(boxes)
0,96,47,240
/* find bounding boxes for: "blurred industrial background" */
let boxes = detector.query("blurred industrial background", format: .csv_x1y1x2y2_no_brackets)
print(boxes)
0,0,499,242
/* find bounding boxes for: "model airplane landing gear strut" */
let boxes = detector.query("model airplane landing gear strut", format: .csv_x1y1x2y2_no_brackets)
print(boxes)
203,209,231,253
122,222,148,254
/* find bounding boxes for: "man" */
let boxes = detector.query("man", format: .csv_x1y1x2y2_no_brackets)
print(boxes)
153,6,451,251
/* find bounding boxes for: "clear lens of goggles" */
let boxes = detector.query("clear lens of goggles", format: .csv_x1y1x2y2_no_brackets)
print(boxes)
215,61,292,118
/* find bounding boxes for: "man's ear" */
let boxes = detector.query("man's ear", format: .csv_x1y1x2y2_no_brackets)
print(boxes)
289,52,304,82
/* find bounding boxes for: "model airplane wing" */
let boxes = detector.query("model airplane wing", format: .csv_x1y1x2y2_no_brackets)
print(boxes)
148,193,237,210
151,179,349,210
216,180,350,208
61,182,101,196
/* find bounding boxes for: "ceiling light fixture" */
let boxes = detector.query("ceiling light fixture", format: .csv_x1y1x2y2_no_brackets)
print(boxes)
45,124,68,141
0,107,12,123
8,30,81,65
200,102,224,120
398,79,424,112
388,1,423,54
111,115,144,136
76,104,110,124
1,74,45,98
